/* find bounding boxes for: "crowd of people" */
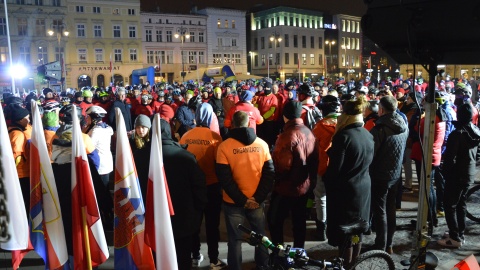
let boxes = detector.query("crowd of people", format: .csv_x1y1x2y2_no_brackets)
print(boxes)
4,73,480,269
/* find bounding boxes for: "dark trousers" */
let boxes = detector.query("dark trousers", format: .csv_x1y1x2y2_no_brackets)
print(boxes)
267,192,308,248
434,162,445,212
371,180,398,250
99,174,110,187
192,183,222,263
415,160,438,229
175,234,193,270
19,177,30,215
444,180,470,241
257,120,278,150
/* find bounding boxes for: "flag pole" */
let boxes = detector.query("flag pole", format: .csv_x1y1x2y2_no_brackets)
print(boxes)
4,0,15,94
110,53,114,87
82,207,93,270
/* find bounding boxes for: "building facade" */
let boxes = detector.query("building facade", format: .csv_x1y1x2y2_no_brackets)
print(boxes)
249,7,326,82
65,0,143,90
196,7,248,80
333,14,362,80
140,12,208,83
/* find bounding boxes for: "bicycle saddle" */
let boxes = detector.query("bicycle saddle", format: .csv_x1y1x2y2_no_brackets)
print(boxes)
339,218,369,235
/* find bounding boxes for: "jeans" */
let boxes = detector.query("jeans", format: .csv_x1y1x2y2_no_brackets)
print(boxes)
371,180,398,250
222,202,269,270
267,192,308,248
313,174,327,223
191,183,222,263
444,180,470,241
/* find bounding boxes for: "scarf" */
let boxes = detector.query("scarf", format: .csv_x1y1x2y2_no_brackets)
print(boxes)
334,114,364,135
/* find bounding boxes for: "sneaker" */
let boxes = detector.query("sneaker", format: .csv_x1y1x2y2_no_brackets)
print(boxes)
210,259,227,270
402,186,413,193
192,254,204,268
437,210,445,217
437,236,462,248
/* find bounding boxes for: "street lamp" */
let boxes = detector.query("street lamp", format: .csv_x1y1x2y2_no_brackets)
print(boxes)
325,40,335,78
174,26,190,82
269,31,282,80
48,23,69,91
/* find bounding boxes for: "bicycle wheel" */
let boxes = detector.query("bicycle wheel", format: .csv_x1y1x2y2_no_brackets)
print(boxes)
466,184,480,223
348,250,395,270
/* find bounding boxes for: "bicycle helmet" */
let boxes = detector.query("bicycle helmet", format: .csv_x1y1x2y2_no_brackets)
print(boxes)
86,105,107,118
82,90,93,98
319,95,340,115
99,91,109,98
59,104,83,123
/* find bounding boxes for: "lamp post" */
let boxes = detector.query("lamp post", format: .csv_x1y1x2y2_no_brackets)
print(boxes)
341,44,348,77
48,23,69,91
249,51,253,74
269,31,282,80
325,40,335,79
174,25,190,83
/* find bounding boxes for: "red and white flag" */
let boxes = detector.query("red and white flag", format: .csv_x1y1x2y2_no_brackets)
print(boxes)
29,101,68,269
71,105,109,269
144,114,177,270
0,102,29,266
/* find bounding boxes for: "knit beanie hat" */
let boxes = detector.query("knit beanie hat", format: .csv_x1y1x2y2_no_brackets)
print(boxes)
240,90,253,101
457,103,473,124
159,104,174,122
283,101,303,120
10,106,29,122
134,114,151,129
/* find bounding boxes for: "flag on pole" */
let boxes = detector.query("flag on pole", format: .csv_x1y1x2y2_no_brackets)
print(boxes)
113,108,155,269
158,52,162,74
144,114,177,270
109,53,113,73
0,103,29,268
71,105,109,269
29,100,68,269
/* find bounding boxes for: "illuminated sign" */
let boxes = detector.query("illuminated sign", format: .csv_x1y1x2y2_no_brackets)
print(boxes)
323,24,337,29
77,66,120,71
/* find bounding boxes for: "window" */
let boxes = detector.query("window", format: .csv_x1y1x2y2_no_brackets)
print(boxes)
301,19,304,27
156,30,162,42
93,25,102,38
310,53,315,65
0,47,8,64
284,34,289,47
128,9,135,15
302,36,306,48
78,48,87,62
213,53,222,64
284,53,289,65
356,22,360,33
318,54,323,66
35,19,45,36
147,50,155,64
93,7,101,14
275,53,280,65
347,20,351,32
254,55,258,67
0,18,6,36
166,51,173,64
16,0,25,4
225,20,228,28
356,38,360,50
290,17,293,26
217,19,221,28
342,20,346,32
130,49,137,61
351,38,355,50
114,49,122,62
318,37,323,49
293,53,298,65
233,53,241,64
261,37,265,49
18,18,27,36
76,6,84,13
37,46,47,65
232,20,235,28
166,31,172,42
146,30,152,42
293,35,298,48
113,25,121,38
295,18,299,27
35,0,43,5
261,54,265,66
199,51,205,64
311,36,314,48
232,39,237,47
352,21,356,33
113,8,119,15
52,0,60,6
199,32,204,42
302,53,306,65
94,48,103,62
217,38,223,47
55,47,64,62
189,32,195,42
268,53,272,65
188,51,197,64
268,39,272,49
77,24,85,37
254,38,258,50
129,26,136,38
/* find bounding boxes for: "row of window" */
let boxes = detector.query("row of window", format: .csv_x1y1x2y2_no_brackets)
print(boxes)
146,50,207,65
146,18,204,26
255,15,323,29
76,24,136,38
254,53,324,67
254,35,323,50
212,53,241,64
76,6,136,15
145,30,205,43
342,20,360,33
79,48,138,62
217,19,236,29
14,0,60,6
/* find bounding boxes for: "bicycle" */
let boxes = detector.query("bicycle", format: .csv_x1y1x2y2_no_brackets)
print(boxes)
466,182,480,222
237,218,395,270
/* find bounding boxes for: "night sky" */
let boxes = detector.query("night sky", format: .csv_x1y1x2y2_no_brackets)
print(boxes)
141,0,367,17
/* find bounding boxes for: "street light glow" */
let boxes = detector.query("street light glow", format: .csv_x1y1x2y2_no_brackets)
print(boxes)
10,64,26,79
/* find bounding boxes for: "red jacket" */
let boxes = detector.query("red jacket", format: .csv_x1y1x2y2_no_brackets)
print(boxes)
224,102,264,133
256,93,278,121
411,115,445,166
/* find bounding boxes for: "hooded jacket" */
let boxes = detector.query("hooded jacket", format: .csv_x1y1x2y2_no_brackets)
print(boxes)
215,127,274,206
369,112,408,187
443,122,480,184
312,113,339,176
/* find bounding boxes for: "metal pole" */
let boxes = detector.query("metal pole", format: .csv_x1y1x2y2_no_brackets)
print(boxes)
4,0,15,93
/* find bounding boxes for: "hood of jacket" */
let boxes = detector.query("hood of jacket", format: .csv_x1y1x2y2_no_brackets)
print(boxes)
160,118,186,148
375,112,408,135
228,127,257,146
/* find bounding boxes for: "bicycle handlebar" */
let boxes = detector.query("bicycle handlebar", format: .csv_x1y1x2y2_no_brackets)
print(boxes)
237,224,339,269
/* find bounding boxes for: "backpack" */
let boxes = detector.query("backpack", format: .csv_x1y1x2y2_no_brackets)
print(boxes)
302,105,322,130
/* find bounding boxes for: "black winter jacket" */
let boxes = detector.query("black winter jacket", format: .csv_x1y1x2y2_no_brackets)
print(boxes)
109,100,132,131
369,112,408,187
